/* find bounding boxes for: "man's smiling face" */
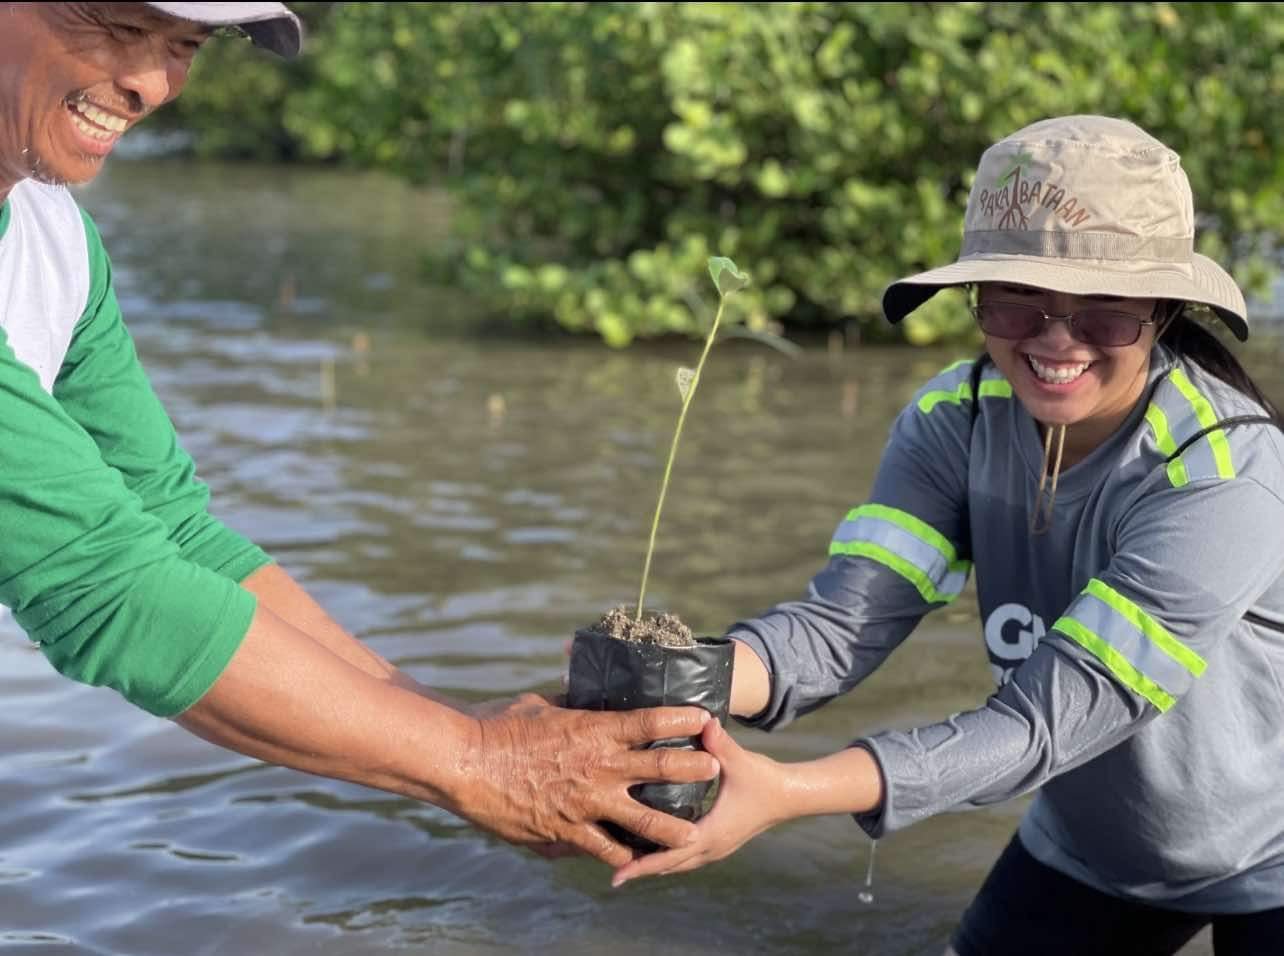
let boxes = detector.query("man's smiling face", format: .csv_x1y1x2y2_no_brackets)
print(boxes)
0,2,211,196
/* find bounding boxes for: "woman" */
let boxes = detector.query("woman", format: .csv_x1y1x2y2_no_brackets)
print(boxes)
611,116,1284,955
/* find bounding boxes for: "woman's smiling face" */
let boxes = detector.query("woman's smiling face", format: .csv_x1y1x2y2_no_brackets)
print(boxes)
977,283,1160,432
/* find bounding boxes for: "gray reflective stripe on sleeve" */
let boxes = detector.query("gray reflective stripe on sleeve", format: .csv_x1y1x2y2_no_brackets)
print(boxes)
1052,578,1207,712
1145,368,1236,486
829,504,970,604
1060,592,1199,698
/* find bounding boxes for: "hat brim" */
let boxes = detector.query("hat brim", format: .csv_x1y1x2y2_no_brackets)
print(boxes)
883,253,1249,342
144,2,302,58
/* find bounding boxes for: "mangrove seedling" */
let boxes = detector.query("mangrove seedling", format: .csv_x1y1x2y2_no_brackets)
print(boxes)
567,256,750,848
634,256,750,622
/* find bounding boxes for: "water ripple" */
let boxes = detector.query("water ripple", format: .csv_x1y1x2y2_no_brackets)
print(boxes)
6,159,1250,955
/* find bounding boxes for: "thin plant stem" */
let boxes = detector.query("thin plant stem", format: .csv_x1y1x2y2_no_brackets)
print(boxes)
635,296,728,623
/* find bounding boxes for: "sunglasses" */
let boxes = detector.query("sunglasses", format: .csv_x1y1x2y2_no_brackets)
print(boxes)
972,301,1157,348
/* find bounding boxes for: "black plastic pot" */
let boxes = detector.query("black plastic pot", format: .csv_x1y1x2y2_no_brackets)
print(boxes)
566,626,735,852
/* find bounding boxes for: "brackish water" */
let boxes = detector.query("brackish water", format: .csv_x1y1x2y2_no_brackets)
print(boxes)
6,159,1270,954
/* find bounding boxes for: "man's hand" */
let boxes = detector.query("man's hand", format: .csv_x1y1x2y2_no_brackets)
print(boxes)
450,694,718,867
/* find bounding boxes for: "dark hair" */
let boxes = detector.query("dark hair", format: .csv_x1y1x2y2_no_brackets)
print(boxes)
1161,303,1284,430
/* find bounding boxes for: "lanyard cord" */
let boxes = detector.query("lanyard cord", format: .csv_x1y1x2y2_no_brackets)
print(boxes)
1030,423,1066,535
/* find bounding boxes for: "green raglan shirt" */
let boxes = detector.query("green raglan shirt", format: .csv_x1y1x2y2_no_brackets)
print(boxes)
0,181,271,717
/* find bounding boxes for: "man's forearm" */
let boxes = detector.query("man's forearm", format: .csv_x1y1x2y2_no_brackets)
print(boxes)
176,602,482,810
177,603,720,863
240,563,464,707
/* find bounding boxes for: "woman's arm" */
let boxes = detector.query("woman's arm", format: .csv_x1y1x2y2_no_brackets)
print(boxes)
611,720,884,886
723,362,980,731
627,471,1284,884
729,639,771,719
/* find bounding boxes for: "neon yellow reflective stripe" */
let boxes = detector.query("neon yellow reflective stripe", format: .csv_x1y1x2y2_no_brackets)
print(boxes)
828,540,958,604
1145,404,1189,486
849,503,961,564
1084,579,1207,676
832,505,970,604
1145,404,1177,456
1054,616,1176,712
1170,368,1235,478
940,359,971,374
978,380,1013,399
918,381,971,413
1152,409,1190,486
917,366,1011,413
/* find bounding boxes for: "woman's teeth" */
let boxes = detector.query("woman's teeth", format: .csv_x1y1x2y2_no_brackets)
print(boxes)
1027,355,1090,385
68,100,127,139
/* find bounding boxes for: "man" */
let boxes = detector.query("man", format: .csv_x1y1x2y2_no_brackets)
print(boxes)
0,2,715,866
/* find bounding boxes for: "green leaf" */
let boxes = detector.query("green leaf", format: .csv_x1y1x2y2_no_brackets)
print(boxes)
707,256,750,297
675,365,695,401
173,2,1282,343
995,152,1034,188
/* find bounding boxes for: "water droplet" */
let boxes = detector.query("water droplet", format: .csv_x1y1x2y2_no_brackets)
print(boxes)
858,838,877,905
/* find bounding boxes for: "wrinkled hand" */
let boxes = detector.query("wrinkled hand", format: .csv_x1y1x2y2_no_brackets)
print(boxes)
610,719,784,887
456,693,718,868
468,697,578,860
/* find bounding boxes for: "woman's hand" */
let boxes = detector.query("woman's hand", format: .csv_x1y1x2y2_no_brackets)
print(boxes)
608,722,886,887
609,719,789,887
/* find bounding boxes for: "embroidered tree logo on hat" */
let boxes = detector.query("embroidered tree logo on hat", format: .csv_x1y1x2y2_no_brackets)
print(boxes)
995,152,1034,230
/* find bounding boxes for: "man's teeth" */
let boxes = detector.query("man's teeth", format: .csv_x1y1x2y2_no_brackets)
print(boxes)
1028,355,1090,384
68,100,127,138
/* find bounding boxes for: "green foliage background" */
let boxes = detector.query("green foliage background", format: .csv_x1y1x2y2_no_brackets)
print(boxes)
162,2,1283,345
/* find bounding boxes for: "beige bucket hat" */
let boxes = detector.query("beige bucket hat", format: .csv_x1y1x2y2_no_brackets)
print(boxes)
883,115,1249,341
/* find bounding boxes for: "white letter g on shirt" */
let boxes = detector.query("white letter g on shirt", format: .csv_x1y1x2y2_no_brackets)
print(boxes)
984,602,1047,685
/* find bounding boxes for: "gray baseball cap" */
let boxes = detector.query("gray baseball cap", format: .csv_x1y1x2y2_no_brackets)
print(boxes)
144,2,303,58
